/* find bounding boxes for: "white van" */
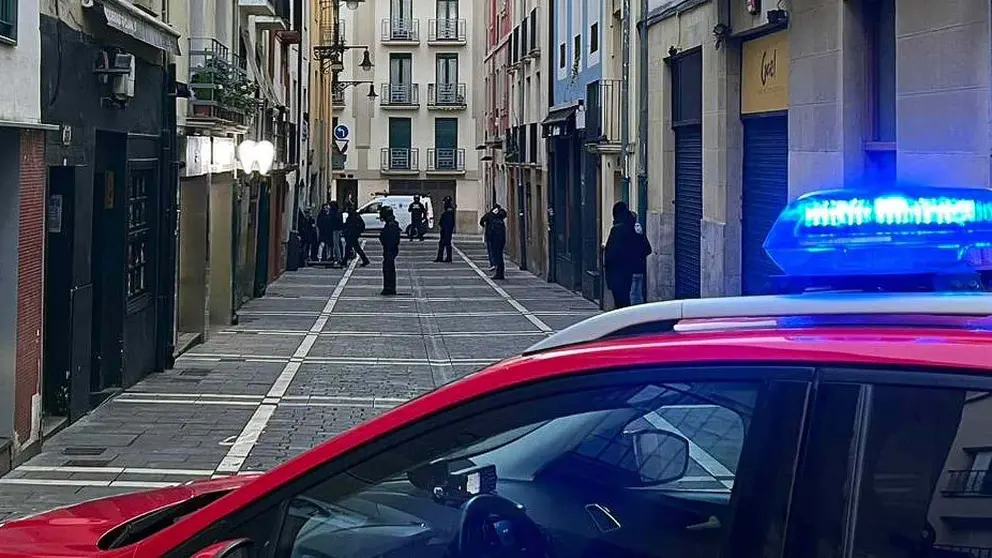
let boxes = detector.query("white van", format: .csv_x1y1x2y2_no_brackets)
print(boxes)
347,195,435,233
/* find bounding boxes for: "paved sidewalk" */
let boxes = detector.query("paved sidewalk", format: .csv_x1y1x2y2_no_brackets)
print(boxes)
0,236,600,522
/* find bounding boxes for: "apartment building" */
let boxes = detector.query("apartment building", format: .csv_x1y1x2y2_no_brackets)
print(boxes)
0,0,52,468
482,0,512,216
333,0,482,230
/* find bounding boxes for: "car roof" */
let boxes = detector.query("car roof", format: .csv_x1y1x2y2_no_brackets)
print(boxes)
526,291,992,354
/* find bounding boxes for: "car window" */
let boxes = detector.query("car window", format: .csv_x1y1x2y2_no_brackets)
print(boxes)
268,378,796,558
360,202,381,214
785,373,992,558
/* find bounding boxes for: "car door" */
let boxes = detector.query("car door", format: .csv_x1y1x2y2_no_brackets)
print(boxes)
160,365,813,558
359,201,383,230
782,367,992,558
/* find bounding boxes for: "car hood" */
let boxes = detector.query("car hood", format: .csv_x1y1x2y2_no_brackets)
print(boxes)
0,474,258,558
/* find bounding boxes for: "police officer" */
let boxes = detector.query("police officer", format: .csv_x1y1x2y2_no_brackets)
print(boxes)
486,204,508,280
379,207,402,295
434,196,456,263
408,194,427,242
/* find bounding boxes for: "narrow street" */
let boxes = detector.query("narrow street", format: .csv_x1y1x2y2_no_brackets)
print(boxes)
0,237,600,522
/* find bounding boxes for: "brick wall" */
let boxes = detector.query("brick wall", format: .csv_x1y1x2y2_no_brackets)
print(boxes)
14,129,45,447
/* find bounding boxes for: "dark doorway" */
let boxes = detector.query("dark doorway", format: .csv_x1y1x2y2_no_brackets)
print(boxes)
671,48,703,300
43,166,93,424
742,114,789,295
336,179,358,209
91,131,127,397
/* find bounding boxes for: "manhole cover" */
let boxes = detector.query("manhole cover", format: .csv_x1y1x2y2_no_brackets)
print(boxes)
62,447,106,456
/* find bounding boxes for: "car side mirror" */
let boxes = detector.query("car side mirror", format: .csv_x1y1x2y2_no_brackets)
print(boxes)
627,429,690,485
192,539,256,558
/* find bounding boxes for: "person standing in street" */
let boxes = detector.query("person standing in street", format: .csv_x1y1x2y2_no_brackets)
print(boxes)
379,207,401,295
486,204,508,280
604,201,638,309
434,196,456,263
300,207,318,265
408,194,427,242
327,201,345,267
629,211,652,305
480,204,500,271
316,203,333,262
344,204,370,267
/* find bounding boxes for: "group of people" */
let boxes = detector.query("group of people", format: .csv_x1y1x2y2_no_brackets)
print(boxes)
604,201,652,308
299,201,370,268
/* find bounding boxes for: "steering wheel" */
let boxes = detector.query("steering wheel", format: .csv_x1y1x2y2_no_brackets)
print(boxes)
456,494,550,558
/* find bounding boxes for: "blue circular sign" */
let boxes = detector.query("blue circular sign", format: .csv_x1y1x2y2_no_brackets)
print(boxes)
334,125,350,141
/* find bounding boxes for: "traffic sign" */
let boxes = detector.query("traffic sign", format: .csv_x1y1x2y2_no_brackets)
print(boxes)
334,124,350,141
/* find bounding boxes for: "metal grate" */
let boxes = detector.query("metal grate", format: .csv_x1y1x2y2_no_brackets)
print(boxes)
62,447,107,456
179,368,213,377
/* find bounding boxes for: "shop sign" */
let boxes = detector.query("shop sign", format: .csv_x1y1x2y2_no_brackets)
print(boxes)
741,30,789,114
211,137,236,173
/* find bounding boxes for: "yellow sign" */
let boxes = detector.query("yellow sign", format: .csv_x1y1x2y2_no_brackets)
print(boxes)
741,31,789,114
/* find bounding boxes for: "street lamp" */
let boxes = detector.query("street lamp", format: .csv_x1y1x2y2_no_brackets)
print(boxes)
345,0,360,9
237,139,276,175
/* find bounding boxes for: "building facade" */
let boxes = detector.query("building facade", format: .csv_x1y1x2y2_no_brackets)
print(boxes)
328,0,482,230
542,0,601,300
482,0,512,219
638,0,990,303
0,0,51,467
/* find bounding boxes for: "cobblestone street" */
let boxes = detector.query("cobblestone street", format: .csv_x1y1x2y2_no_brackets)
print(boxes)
0,237,600,522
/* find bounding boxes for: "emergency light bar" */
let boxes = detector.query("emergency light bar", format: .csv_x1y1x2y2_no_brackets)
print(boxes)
763,186,992,277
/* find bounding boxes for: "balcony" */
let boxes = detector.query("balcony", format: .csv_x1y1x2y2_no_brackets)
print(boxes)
187,38,253,131
381,148,420,174
944,470,992,496
427,148,466,174
427,83,467,109
428,18,466,44
381,18,420,43
332,86,345,109
585,79,623,154
238,0,275,17
380,83,420,109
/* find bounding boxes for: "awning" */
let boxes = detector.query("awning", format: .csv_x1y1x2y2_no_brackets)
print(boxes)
241,29,281,104
541,105,579,138
96,0,181,54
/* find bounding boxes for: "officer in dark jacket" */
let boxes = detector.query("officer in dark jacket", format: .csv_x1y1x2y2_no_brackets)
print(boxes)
344,204,370,267
486,205,508,280
434,196,456,263
316,203,333,261
408,195,427,241
300,208,318,264
379,207,402,295
604,201,639,308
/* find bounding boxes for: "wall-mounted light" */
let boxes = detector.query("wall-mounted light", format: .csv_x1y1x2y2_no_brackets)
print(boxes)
366,84,378,100
359,50,374,71
345,0,360,9
238,139,276,175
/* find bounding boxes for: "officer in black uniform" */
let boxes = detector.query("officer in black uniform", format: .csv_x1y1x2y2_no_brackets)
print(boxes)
379,207,402,295
434,196,456,263
408,194,427,241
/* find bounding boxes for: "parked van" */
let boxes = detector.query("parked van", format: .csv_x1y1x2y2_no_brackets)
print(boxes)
346,195,435,234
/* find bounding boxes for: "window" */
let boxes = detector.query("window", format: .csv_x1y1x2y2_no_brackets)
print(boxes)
360,202,382,215
126,169,153,301
559,42,566,68
436,0,457,18
590,22,598,54
573,34,581,66
786,373,992,558
266,376,795,557
0,0,16,42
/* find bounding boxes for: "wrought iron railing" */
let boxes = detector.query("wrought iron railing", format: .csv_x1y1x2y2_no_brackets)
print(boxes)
427,83,467,107
188,38,256,126
945,469,992,496
428,18,466,42
428,148,465,171
380,148,420,171
380,83,420,106
381,18,419,42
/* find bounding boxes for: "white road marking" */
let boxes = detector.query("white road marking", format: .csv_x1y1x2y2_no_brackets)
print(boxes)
215,244,363,474
0,478,179,489
16,465,214,476
454,246,554,333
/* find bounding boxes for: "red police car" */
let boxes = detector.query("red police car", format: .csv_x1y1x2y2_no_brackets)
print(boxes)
1,186,992,558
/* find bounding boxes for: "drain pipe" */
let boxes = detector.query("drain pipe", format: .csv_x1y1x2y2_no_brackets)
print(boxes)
636,0,648,227
619,0,631,204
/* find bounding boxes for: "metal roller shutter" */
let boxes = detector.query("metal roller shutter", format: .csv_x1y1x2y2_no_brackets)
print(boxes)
742,115,789,295
674,125,703,299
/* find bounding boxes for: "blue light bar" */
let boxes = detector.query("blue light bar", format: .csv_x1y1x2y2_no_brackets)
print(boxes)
763,187,992,277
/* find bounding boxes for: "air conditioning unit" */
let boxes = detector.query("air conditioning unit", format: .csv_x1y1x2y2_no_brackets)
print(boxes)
112,53,136,99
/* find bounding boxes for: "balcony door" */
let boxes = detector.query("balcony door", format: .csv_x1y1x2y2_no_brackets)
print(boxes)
391,0,411,18
434,118,458,170
389,118,412,169
436,0,457,18
436,54,459,104
389,54,413,103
